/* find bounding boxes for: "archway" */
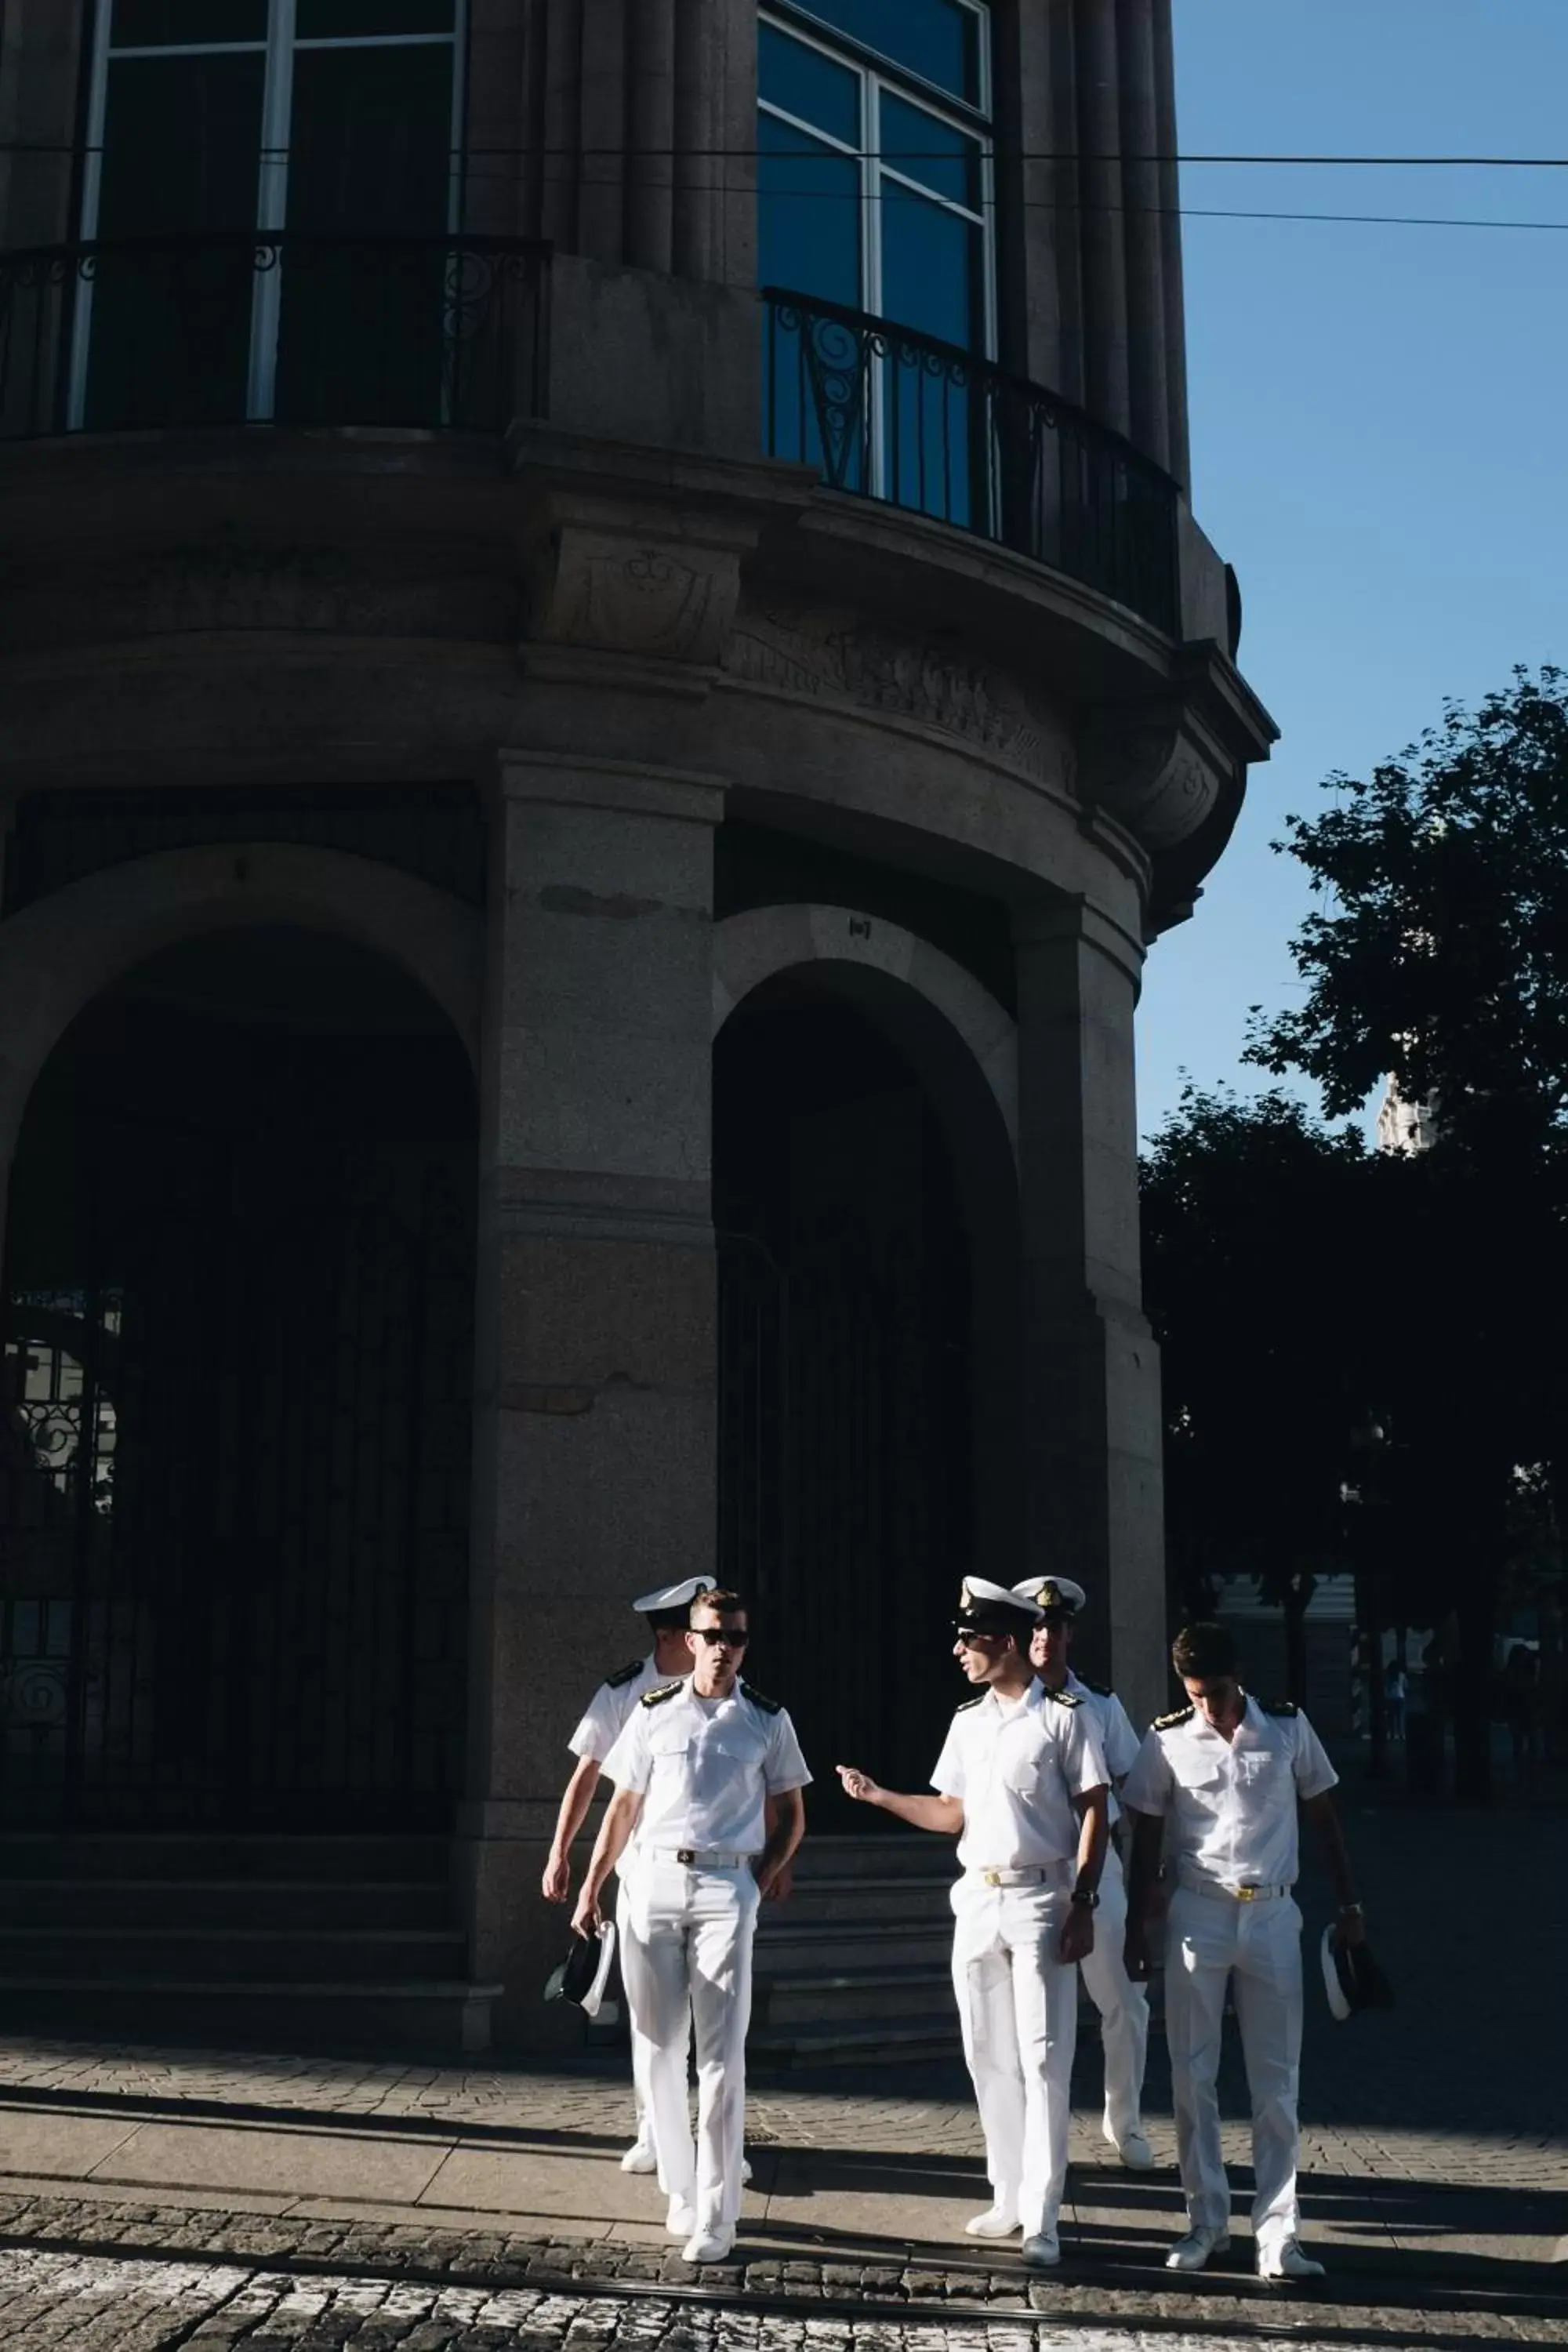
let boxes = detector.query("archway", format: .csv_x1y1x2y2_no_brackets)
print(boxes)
0,925,477,1828
712,936,1022,1807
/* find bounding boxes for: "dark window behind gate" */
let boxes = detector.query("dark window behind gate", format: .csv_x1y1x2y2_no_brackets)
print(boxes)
0,929,476,1830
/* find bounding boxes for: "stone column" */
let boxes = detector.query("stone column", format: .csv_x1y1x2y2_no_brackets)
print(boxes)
1014,895,1167,1733
457,753,725,2047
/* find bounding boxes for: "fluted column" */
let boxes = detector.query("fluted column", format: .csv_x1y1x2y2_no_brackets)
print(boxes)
1073,0,1131,441
506,0,746,285
1116,0,1170,472
1151,0,1192,485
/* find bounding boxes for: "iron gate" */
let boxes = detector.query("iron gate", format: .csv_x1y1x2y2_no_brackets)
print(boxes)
0,1152,474,1828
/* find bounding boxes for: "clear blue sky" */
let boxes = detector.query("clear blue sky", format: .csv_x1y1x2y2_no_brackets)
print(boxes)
1138,0,1568,1141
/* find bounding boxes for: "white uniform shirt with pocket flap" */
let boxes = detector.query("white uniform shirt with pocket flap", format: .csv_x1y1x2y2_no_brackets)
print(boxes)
1120,1696,1338,1889
931,1680,1109,1869
601,1681,811,1854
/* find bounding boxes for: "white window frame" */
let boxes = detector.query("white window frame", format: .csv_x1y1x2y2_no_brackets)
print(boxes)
758,1,996,506
71,0,467,428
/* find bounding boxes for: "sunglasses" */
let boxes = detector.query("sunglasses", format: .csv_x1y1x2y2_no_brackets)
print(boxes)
953,1625,1003,1646
691,1626,750,1646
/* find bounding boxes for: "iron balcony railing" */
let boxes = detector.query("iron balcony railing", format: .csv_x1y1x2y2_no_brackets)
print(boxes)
0,230,550,442
763,287,1180,637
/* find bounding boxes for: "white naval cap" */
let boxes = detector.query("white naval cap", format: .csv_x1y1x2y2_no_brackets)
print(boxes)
1012,1575,1087,1617
956,1576,1041,1628
632,1575,714,1615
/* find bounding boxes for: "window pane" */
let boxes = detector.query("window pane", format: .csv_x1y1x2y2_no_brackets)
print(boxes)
879,90,980,212
759,22,860,147
278,43,456,424
88,52,265,428
760,114,866,487
758,111,861,305
296,1,456,32
111,2,266,42
880,188,983,523
785,0,982,108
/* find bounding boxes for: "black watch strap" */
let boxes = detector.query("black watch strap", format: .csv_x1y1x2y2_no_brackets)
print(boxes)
1070,1888,1099,1908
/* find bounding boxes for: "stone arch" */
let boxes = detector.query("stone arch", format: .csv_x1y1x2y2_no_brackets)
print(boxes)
712,903,1018,1160
0,842,483,1189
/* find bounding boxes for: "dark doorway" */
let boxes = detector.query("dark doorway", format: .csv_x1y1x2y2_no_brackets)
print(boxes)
714,977,975,1813
0,926,476,1828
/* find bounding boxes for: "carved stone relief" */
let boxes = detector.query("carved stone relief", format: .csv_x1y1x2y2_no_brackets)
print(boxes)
1078,711,1227,851
723,593,1070,786
537,526,741,667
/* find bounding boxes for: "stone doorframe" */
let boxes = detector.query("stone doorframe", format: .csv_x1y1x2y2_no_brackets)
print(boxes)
710,898,1025,1570
0,841,484,1237
711,902,1019,1160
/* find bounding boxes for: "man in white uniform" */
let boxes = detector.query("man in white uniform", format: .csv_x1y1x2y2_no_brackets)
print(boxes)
543,1574,712,2174
1123,1621,1367,2283
574,1589,809,2266
1013,1574,1153,2171
837,1577,1109,2270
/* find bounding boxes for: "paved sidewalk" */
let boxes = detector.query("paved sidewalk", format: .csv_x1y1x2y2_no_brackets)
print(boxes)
0,1790,1560,2335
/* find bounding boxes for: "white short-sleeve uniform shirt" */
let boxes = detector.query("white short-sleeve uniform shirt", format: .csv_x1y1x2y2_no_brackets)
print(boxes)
601,1679,811,1854
1120,1696,1338,1889
1063,1670,1141,1827
567,1655,666,1764
931,1681,1109,1869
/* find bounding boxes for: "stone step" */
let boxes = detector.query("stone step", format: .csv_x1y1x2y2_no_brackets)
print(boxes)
0,1927,468,1985
749,2013,962,2067
752,1916,953,1974
782,1836,956,1883
764,1874,957,1922
0,1879,450,1931
0,1978,499,2054
0,1833,451,1883
757,1962,953,2027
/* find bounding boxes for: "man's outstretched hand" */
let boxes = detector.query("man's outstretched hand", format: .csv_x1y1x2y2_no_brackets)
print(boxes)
836,1765,882,1806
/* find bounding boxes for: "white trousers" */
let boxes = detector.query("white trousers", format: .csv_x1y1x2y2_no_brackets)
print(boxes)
1077,1848,1149,2141
949,1877,1078,2238
615,1851,674,2151
1163,1885,1305,2255
620,1857,759,2232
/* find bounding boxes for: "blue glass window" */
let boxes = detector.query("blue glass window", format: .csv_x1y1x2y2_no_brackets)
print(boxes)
786,0,982,107
111,2,266,42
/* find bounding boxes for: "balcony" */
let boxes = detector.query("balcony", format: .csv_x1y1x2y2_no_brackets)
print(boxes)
0,232,550,444
762,288,1180,638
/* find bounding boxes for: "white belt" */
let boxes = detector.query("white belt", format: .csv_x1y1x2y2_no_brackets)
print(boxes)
1178,1865,1291,1904
652,1846,750,1869
965,1860,1071,1889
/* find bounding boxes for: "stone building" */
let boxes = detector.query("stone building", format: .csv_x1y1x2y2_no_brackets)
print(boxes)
0,1,1272,2048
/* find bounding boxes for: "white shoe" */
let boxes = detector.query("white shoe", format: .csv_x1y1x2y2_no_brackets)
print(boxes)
665,2198,696,2238
1112,2129,1156,2171
965,2204,1020,2239
741,2156,753,2187
1258,2239,1325,2282
1165,2227,1230,2272
621,2134,658,2175
681,2225,736,2263
1021,2233,1061,2268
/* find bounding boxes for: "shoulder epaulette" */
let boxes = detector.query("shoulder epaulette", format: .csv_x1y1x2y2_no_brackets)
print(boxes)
1154,1703,1195,1730
640,1681,684,1708
1044,1686,1082,1708
606,1659,644,1690
1263,1699,1299,1717
741,1681,781,1715
956,1693,986,1712
1078,1678,1112,1698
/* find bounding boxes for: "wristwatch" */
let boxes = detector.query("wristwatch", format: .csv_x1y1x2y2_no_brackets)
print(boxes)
1070,1887,1099,1909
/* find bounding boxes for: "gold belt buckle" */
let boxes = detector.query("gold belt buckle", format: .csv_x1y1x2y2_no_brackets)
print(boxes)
983,1868,1002,1887
1236,1885,1258,1902
677,1848,695,1865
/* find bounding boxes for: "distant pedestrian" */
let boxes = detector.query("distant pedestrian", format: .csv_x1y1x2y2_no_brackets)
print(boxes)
1502,1644,1541,1789
1384,1661,1406,1741
1123,1621,1367,2284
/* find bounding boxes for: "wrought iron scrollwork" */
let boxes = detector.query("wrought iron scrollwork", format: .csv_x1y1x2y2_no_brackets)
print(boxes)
762,285,1179,636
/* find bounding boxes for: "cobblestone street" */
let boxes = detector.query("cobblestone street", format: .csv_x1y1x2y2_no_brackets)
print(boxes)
0,1789,1559,2347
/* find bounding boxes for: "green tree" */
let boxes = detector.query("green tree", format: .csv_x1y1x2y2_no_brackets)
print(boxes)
1245,666,1568,1798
